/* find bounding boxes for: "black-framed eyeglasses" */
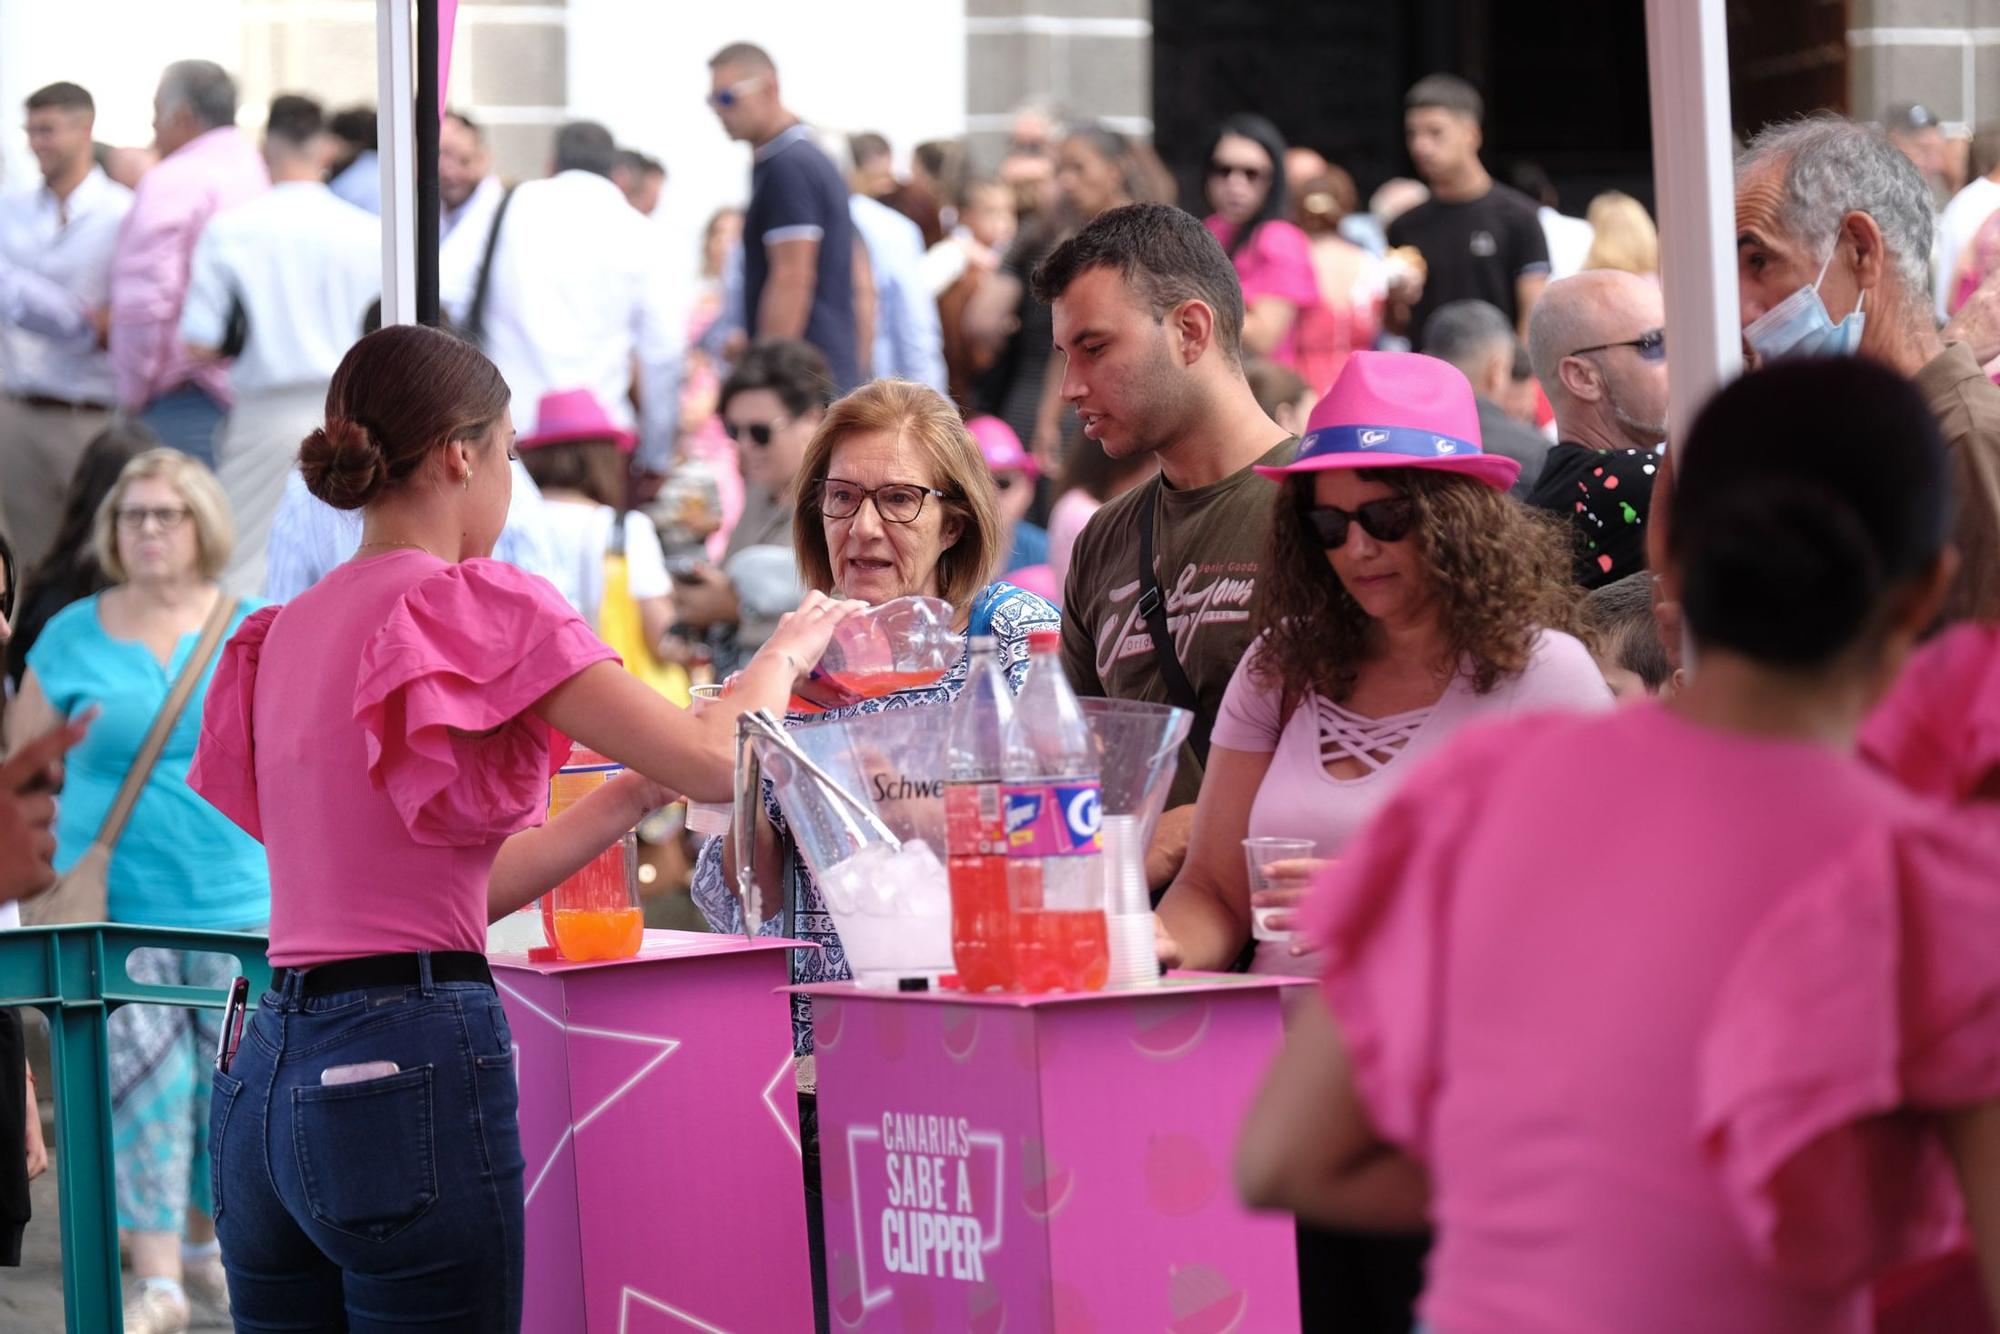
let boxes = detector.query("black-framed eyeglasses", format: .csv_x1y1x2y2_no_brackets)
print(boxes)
1299,495,1418,548
707,76,767,110
115,506,192,532
0,529,15,623
1569,327,1667,363
1207,161,1267,185
813,479,950,525
723,415,791,447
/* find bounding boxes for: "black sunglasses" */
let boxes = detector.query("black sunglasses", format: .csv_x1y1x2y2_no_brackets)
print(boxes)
1207,161,1267,185
1299,495,1417,548
1570,327,1667,363
723,415,791,447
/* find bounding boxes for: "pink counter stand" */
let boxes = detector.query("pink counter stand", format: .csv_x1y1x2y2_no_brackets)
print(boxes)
797,974,1306,1333
493,930,816,1333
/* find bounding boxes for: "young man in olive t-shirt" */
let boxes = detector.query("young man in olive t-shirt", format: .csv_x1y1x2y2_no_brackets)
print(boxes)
1031,204,1295,885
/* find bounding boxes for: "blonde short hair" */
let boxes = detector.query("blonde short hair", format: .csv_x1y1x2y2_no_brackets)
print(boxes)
793,380,1002,612
94,448,234,582
1583,191,1660,276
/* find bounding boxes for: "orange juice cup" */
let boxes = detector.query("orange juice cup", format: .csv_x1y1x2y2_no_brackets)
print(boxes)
543,747,644,962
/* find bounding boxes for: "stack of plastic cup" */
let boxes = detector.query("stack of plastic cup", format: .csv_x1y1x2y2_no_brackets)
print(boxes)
685,683,732,837
1100,814,1160,988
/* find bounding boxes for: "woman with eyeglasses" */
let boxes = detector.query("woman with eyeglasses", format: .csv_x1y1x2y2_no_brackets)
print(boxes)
670,338,835,675
1202,114,1323,376
6,447,268,1331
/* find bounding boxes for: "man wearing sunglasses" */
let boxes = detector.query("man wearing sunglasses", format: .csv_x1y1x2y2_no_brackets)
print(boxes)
1523,270,1669,588
707,42,862,393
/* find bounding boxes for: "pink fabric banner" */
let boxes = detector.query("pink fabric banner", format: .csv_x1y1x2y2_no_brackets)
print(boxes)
438,0,458,119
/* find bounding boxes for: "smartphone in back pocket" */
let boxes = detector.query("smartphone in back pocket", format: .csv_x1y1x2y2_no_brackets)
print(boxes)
320,1061,400,1086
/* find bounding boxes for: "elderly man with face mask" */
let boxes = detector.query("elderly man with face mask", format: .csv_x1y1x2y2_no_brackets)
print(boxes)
1735,113,2000,623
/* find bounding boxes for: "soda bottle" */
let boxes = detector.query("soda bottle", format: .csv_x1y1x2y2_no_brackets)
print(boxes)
1001,631,1109,992
944,637,1016,991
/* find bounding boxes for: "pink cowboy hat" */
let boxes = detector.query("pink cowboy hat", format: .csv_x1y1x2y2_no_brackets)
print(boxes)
1255,350,1520,491
517,387,636,454
967,414,1040,480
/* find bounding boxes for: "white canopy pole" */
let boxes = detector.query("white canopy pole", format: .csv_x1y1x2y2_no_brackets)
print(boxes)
376,0,417,326
1645,0,1743,439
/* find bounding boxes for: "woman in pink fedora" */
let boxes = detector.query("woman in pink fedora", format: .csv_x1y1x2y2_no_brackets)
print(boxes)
1156,349,1613,1328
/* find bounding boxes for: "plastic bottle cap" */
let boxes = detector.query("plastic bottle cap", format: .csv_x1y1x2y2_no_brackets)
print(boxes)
1028,630,1060,652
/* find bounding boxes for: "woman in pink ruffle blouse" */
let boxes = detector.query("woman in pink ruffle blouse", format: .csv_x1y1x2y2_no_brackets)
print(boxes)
187,325,859,1329
1235,357,2000,1334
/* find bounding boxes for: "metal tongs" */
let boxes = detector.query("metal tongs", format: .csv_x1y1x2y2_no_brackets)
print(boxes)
731,709,903,941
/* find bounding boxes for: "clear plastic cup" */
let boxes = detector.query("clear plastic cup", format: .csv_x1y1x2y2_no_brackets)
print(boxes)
1244,837,1317,943
794,596,964,709
685,683,733,837
541,748,643,961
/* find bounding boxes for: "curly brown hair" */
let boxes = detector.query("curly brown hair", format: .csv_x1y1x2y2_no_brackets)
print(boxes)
1250,468,1590,706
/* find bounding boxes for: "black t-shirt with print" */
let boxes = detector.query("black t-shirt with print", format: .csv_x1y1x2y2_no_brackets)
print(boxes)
1389,182,1550,338
1526,441,1662,588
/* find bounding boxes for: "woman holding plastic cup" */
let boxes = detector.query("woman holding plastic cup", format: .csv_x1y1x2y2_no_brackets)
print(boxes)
187,326,863,1329
689,380,1060,1024
1155,352,1613,977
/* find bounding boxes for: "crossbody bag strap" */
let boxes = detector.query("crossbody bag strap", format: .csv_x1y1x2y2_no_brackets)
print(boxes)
90,592,241,856
1135,483,1212,768
463,183,518,347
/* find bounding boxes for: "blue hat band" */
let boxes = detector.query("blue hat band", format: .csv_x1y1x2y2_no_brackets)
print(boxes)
1299,423,1482,462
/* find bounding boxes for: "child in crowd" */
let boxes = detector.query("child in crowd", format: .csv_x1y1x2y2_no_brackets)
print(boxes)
1584,570,1678,700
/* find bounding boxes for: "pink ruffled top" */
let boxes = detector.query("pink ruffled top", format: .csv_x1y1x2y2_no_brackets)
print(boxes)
190,551,617,967
1305,703,2000,1334
1862,622,2000,802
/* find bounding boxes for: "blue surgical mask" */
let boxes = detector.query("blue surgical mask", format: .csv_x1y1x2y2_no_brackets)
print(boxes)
1743,247,1866,362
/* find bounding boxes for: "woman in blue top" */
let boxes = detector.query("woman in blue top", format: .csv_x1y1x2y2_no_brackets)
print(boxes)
690,380,1060,1035
13,448,267,1332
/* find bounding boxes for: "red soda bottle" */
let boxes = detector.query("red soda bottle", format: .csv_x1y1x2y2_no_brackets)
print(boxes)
944,637,1017,991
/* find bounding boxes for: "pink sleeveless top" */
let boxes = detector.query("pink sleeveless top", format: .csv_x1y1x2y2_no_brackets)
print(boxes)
190,551,616,966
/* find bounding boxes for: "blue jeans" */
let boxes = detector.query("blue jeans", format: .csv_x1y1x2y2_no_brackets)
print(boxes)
210,958,524,1331
137,383,224,468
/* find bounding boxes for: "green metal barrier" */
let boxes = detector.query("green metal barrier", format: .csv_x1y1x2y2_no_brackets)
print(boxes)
0,924,270,1334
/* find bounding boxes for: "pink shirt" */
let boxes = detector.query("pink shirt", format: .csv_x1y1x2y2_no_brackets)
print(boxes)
109,126,267,409
1307,704,2000,1334
1203,215,1320,370
190,552,616,967
1861,622,2000,802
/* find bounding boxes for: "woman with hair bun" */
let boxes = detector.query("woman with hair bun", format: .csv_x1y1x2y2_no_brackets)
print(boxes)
188,324,863,1328
1237,357,2000,1334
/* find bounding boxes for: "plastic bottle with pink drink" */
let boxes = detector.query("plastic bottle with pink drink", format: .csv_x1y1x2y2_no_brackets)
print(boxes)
943,637,1017,992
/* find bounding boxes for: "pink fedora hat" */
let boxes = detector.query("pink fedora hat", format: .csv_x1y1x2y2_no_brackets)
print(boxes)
967,414,1040,480
1255,351,1520,491
517,387,636,454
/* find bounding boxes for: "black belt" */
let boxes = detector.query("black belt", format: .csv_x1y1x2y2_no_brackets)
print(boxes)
271,951,493,997
8,392,106,412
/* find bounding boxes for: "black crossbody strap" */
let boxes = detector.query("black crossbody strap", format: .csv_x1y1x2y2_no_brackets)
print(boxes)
464,184,518,347
1136,482,1212,768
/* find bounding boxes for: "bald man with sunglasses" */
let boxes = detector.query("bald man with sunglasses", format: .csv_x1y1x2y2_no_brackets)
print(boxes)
1523,269,1669,588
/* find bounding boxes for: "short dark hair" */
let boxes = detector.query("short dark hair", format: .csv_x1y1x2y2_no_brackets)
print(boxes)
1671,358,1950,667
1244,357,1308,422
1510,160,1558,208
611,148,663,178
555,121,617,177
266,94,323,150
1406,73,1483,124
328,105,377,150
850,132,890,169
160,60,237,131
1584,572,1673,691
26,82,92,115
708,42,775,74
1421,299,1515,376
444,108,481,137
1030,203,1246,363
719,339,836,420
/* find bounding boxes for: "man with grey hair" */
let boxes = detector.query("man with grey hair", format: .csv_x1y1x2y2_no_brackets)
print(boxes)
108,59,266,465
1736,112,2000,621
1523,269,1668,587
1420,299,1549,496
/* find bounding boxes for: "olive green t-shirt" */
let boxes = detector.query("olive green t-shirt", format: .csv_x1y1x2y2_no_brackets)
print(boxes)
1059,437,1297,808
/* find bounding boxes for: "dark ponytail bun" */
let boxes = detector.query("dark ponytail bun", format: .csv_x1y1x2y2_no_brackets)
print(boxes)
1670,358,1949,670
1679,478,1881,665
298,417,389,510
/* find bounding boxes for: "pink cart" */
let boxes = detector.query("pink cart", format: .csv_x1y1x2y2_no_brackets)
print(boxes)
799,973,1307,1333
494,930,817,1332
